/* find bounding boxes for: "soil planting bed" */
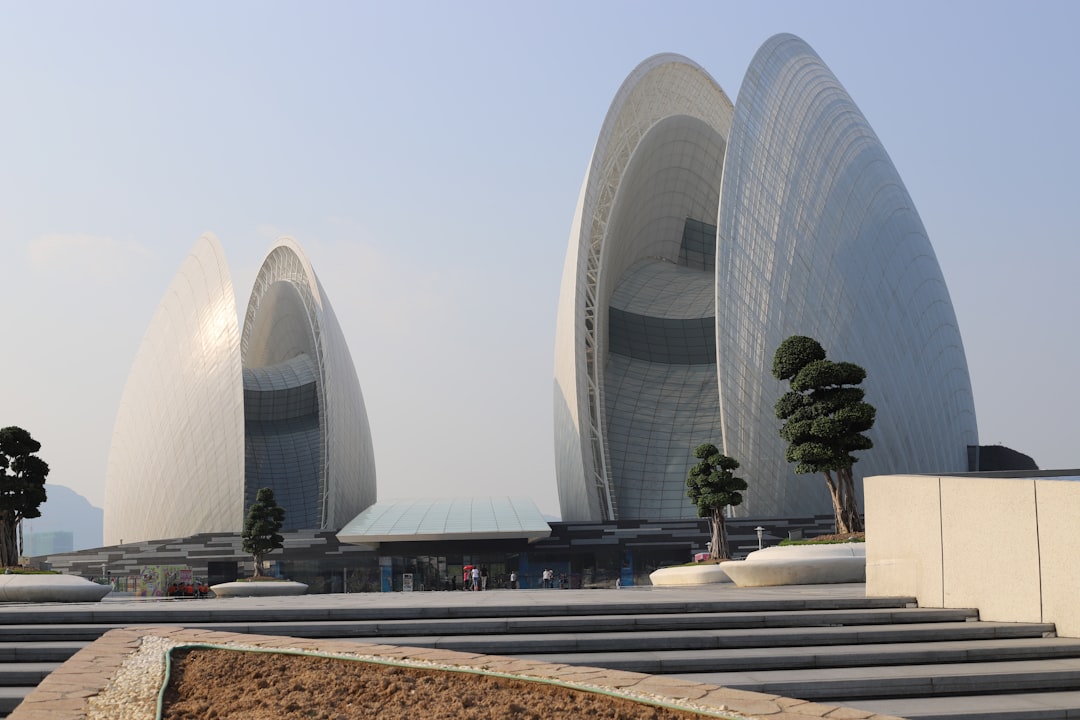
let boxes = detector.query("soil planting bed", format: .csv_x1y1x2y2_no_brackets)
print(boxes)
162,647,721,720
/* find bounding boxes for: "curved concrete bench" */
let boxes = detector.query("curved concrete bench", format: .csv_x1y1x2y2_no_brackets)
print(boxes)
649,564,732,586
720,543,865,587
0,574,112,602
210,580,308,597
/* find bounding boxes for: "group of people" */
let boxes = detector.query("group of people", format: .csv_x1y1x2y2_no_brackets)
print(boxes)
541,568,568,589
455,566,567,590
463,564,489,590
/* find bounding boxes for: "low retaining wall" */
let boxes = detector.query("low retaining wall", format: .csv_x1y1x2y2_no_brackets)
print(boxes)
865,472,1080,637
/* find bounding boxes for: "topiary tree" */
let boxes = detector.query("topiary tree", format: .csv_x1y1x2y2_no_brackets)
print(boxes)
686,443,747,560
0,427,50,567
772,335,876,534
241,487,285,578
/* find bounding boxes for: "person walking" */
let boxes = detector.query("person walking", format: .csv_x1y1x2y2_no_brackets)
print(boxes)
471,565,480,591
510,570,518,589
480,565,489,591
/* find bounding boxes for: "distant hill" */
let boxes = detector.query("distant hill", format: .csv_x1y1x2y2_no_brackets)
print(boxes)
21,484,104,551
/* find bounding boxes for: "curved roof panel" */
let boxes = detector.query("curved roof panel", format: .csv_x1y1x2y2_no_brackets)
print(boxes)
337,498,551,544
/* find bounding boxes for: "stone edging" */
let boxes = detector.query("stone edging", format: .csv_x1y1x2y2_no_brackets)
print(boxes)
11,627,905,720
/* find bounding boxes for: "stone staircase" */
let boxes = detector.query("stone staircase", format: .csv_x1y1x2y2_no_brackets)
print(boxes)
3,592,1080,718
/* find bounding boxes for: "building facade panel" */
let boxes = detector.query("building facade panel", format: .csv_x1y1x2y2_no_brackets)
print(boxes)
716,34,977,517
553,54,735,522
104,235,245,545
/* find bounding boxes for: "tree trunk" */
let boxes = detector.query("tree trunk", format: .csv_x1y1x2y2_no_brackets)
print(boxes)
0,512,18,568
822,470,850,534
711,509,730,560
838,468,864,533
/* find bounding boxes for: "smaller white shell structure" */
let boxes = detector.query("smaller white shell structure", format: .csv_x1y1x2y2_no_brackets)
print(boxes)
241,238,376,532
104,236,375,545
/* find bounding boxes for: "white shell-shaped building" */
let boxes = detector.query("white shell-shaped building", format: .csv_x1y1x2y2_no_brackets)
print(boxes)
105,236,376,545
554,35,978,522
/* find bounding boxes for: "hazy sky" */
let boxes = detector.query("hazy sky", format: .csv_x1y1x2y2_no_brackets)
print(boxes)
2,1,1077,519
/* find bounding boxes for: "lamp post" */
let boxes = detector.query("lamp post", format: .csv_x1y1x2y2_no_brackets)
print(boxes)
755,526,764,550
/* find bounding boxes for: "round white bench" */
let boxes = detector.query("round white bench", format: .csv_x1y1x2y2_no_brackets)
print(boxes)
210,580,308,597
0,574,112,602
720,543,865,587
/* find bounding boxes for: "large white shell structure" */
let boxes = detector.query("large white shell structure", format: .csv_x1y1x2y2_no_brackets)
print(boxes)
554,35,978,522
105,236,375,544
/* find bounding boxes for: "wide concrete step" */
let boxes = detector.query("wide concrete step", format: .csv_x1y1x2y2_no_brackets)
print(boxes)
378,621,1055,654
0,595,917,626
184,607,986,639
518,638,1080,674
0,642,87,663
848,690,1080,720
0,663,62,686
670,657,1080,700
0,687,30,715
0,607,978,642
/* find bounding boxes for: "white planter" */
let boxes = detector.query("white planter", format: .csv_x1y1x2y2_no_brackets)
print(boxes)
720,543,866,587
210,580,308,597
649,564,732,586
0,574,112,602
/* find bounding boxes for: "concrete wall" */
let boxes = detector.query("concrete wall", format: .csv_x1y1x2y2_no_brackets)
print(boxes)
866,473,1080,637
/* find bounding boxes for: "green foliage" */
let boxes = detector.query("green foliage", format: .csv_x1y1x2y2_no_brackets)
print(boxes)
778,537,865,546
0,427,49,519
771,336,826,381
771,341,876,477
686,443,747,515
241,487,285,576
0,427,50,567
686,443,747,560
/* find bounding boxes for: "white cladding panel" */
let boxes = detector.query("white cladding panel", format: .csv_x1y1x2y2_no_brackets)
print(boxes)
716,34,977,517
104,235,245,545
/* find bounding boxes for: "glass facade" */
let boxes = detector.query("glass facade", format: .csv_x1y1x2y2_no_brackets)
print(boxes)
554,37,978,522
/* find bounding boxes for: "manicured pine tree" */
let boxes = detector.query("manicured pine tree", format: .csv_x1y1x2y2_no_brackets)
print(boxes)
772,335,876,534
241,487,286,578
686,444,747,560
0,427,50,567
